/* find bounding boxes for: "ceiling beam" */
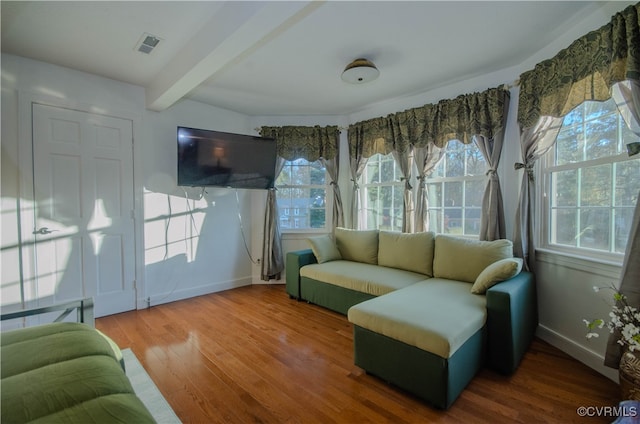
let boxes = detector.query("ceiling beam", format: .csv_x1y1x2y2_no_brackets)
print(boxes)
146,0,324,112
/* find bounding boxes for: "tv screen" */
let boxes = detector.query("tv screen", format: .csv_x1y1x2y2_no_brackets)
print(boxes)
177,126,277,189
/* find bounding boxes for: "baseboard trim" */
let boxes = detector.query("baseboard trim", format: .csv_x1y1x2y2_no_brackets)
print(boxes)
140,277,253,308
537,324,619,382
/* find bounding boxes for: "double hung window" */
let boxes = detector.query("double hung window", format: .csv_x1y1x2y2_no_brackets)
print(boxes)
426,140,485,236
542,98,639,259
361,153,405,231
276,159,329,231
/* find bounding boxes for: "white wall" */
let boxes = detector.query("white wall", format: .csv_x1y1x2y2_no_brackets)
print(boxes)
0,53,256,315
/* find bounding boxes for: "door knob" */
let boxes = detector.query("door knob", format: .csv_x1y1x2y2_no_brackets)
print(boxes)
33,227,57,235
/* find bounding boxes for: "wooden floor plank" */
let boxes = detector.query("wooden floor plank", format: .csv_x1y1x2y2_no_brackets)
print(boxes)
96,285,620,423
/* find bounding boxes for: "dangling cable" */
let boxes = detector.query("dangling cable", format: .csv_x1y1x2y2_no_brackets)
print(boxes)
235,189,258,264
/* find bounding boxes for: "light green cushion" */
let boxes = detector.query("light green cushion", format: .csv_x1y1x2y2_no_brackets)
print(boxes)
307,234,342,263
433,235,513,283
300,260,426,297
378,230,435,276
348,279,487,358
334,228,379,265
471,257,523,294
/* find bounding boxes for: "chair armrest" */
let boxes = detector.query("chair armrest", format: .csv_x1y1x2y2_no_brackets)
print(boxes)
485,271,537,374
285,249,317,299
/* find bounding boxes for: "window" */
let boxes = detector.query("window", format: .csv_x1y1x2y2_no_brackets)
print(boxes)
361,153,404,231
543,98,639,259
276,158,329,231
427,140,485,236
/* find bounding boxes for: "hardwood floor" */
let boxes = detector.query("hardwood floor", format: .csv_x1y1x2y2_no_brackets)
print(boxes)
96,285,621,423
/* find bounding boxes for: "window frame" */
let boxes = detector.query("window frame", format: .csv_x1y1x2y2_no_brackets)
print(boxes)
540,99,639,263
275,158,332,234
426,140,485,237
360,153,405,232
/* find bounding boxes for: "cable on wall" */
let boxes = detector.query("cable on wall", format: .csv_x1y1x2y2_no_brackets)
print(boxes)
235,189,258,265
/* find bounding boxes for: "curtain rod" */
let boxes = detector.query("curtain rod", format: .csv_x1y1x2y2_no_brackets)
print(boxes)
254,126,348,133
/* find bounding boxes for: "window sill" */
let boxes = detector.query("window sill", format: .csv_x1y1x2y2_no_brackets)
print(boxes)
535,248,622,280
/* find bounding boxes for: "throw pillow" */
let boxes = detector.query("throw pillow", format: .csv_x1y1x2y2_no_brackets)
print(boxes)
471,257,524,294
334,227,379,264
378,231,435,276
307,234,342,264
433,235,513,283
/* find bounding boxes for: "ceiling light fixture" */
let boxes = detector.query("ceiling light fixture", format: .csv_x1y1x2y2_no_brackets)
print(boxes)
341,58,379,84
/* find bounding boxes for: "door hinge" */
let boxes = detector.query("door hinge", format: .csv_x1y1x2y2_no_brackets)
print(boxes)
133,280,137,290
130,209,135,219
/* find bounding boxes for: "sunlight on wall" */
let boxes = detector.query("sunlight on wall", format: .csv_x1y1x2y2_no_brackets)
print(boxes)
143,189,208,265
88,199,113,254
1,197,22,306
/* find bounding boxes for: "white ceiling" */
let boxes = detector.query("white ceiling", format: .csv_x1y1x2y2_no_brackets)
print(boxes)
1,1,610,116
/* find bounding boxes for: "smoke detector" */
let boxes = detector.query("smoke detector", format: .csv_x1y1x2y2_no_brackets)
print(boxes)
135,33,161,54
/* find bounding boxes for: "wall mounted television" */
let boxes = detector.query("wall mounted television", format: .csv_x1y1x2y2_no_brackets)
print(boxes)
177,126,277,189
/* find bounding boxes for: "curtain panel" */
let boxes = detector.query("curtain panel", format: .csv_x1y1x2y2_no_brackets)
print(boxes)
258,126,342,280
514,3,640,271
414,143,445,232
347,86,509,233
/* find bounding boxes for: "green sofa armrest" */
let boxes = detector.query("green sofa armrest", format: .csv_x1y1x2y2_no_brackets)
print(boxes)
485,271,537,375
285,249,317,299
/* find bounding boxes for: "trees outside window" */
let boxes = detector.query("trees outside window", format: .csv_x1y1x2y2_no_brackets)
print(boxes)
427,140,485,236
361,153,404,231
276,159,329,231
543,98,640,259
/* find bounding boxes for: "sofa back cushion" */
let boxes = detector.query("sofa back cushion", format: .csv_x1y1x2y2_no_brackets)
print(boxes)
433,235,513,283
335,228,379,264
378,231,435,276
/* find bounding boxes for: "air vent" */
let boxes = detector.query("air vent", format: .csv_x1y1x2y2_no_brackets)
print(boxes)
135,33,161,54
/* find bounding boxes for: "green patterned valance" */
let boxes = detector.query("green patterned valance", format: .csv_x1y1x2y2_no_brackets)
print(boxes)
259,125,340,161
348,86,509,156
518,3,640,129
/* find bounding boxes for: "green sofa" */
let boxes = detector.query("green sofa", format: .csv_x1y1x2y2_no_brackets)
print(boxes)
1,301,156,423
286,228,537,409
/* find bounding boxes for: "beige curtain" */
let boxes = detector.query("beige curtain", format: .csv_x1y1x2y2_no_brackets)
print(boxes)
605,189,640,368
605,78,640,368
261,158,286,280
512,117,563,271
414,142,444,232
515,3,639,271
320,157,344,228
259,126,341,280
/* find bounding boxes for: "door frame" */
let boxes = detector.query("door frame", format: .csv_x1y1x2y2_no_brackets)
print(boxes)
17,91,146,312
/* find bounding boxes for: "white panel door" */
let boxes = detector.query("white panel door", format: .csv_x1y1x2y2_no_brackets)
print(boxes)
31,103,136,317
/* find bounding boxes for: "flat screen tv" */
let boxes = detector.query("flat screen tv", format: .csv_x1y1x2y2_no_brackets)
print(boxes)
177,126,277,189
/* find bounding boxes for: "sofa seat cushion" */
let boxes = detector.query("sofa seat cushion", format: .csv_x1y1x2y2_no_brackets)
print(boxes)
347,279,487,358
300,260,427,297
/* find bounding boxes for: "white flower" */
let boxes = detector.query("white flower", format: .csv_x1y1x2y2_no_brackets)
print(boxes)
586,332,600,339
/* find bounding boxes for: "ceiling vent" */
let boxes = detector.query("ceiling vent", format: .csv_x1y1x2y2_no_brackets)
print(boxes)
135,33,161,54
